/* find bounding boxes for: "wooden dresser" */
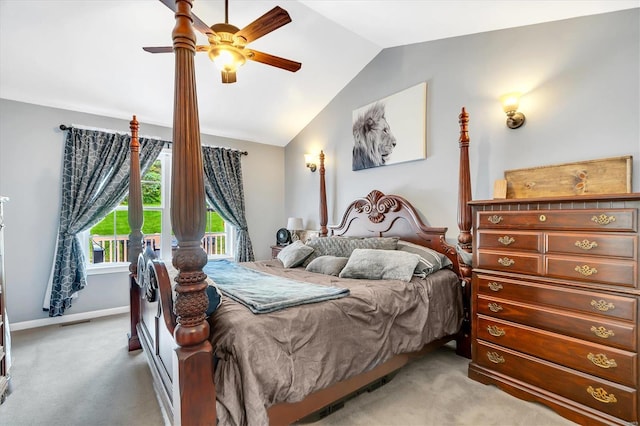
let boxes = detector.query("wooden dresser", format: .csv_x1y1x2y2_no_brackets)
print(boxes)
468,194,639,426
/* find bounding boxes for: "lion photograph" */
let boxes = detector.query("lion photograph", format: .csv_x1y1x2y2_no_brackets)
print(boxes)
351,82,427,171
352,102,397,171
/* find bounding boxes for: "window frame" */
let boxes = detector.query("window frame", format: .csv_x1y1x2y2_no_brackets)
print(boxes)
85,149,233,275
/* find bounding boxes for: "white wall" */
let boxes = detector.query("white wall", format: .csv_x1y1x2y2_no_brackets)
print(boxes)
285,9,640,242
0,100,284,323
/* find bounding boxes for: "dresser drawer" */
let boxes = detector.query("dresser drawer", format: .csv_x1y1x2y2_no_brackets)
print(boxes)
477,315,637,387
477,209,636,232
477,296,636,351
476,341,637,422
546,255,637,288
477,230,542,252
476,251,542,275
475,274,637,322
546,233,637,259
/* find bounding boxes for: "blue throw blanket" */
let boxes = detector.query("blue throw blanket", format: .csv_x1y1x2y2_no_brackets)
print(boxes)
203,260,350,314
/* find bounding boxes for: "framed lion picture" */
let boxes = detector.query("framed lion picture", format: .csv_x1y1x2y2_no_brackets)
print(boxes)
352,82,427,171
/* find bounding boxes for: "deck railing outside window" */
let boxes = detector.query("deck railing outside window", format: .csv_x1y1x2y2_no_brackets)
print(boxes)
89,232,226,263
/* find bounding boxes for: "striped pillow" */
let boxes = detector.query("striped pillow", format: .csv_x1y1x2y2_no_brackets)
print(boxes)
397,240,453,277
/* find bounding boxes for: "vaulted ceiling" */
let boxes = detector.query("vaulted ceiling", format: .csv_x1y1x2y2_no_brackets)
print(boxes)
1,1,637,146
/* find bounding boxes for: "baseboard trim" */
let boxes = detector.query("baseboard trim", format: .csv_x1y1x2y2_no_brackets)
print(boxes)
11,306,129,331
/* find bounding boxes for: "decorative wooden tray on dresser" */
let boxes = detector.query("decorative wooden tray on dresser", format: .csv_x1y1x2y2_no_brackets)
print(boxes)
468,194,639,426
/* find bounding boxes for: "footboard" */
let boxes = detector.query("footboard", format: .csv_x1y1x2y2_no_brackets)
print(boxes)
129,253,177,422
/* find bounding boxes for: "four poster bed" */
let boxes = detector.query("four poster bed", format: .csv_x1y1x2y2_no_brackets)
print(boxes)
126,2,473,425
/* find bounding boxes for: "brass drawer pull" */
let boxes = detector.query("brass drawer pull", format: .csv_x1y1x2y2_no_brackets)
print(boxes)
487,325,506,337
539,214,546,222
586,386,618,404
498,236,515,246
487,282,503,292
591,214,616,226
488,302,503,313
487,215,503,224
590,299,615,312
575,265,597,276
590,326,615,339
498,257,515,267
575,239,598,250
486,351,505,364
587,353,618,369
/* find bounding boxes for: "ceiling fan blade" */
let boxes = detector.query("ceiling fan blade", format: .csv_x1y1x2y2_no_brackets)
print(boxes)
247,50,301,72
221,71,237,84
143,46,173,53
143,45,209,53
235,6,291,43
158,0,214,36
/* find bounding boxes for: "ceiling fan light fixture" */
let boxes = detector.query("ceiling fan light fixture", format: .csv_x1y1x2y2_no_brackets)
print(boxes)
209,45,246,73
146,1,300,83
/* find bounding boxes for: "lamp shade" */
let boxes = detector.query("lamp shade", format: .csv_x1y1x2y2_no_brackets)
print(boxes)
500,92,521,113
287,217,304,230
304,154,314,165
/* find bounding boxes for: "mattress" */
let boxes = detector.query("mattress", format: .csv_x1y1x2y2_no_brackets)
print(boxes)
208,259,463,426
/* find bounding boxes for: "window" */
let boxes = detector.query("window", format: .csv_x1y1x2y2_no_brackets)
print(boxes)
84,150,232,268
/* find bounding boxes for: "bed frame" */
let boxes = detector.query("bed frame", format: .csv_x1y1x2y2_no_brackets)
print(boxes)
126,1,473,424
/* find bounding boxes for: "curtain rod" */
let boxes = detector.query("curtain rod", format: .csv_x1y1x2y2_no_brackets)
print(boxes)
59,124,248,156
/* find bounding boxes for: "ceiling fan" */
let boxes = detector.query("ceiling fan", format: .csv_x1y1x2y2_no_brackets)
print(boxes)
143,0,302,83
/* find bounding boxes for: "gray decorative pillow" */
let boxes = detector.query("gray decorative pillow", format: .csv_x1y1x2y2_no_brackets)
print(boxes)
339,249,420,282
456,244,473,267
305,255,349,276
397,240,453,277
303,236,399,266
277,241,314,268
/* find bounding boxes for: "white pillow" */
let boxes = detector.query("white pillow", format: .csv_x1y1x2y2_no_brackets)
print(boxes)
305,255,349,276
339,249,420,282
277,240,315,268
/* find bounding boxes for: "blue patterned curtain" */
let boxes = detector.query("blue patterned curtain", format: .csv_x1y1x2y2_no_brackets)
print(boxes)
46,127,165,316
202,146,254,262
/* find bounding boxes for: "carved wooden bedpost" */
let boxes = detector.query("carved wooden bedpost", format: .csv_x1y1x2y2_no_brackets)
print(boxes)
128,115,142,351
128,115,144,271
319,150,328,236
457,108,472,260
456,107,472,359
171,0,216,424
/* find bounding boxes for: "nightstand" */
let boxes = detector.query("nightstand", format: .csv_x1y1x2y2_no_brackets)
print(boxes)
271,245,285,259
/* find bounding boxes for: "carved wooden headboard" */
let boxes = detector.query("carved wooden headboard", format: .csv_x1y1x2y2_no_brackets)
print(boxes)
330,189,461,280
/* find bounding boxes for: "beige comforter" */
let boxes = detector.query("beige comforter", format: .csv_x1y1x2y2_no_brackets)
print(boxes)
208,259,463,426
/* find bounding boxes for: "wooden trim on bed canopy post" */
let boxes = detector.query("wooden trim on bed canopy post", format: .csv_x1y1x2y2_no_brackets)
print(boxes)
127,115,142,351
319,150,328,237
456,106,472,359
170,1,217,424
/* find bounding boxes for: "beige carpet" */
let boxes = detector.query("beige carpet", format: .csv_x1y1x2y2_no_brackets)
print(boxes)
0,313,576,426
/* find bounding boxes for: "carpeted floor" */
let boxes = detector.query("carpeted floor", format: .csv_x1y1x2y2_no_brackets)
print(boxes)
0,313,576,426
0,314,165,426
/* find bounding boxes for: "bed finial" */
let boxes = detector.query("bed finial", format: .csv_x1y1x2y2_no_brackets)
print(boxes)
457,106,472,251
319,150,328,236
128,115,143,273
456,107,473,359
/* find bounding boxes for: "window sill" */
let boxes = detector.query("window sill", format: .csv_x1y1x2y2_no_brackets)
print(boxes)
208,254,234,261
87,263,130,276
87,255,232,277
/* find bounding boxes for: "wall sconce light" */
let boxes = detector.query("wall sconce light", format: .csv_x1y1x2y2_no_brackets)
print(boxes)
500,92,526,129
304,154,317,172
